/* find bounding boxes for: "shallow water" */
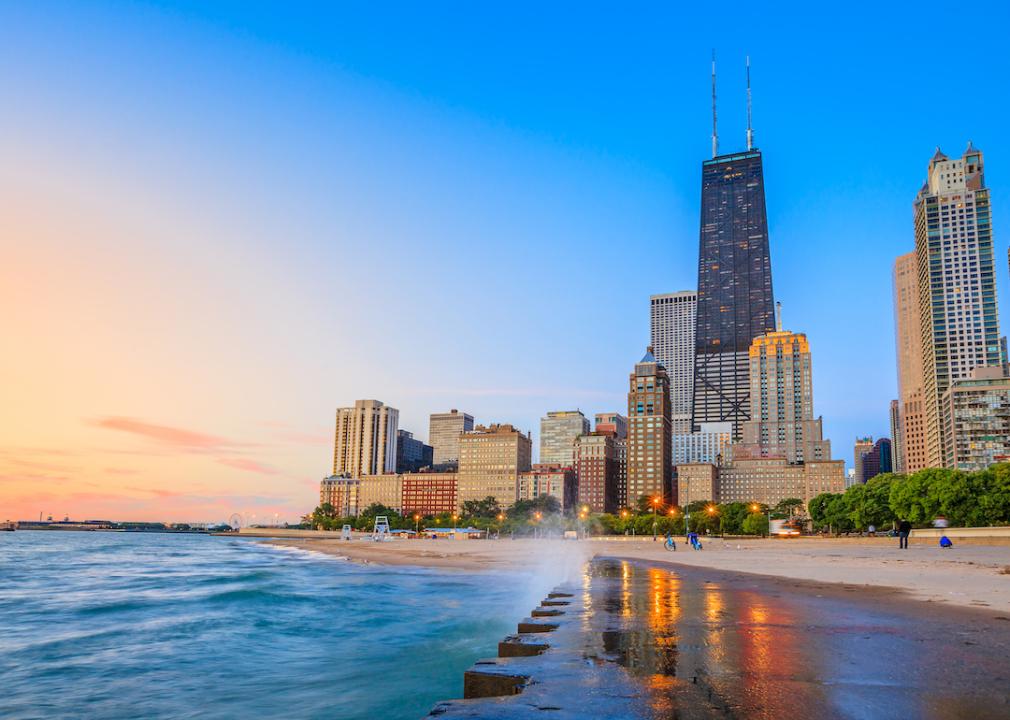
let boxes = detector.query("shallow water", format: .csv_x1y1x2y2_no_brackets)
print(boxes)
0,531,526,719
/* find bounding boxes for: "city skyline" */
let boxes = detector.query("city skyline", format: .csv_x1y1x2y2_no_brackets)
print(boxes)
4,2,1010,522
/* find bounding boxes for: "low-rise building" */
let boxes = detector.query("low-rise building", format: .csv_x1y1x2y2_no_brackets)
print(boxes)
518,464,576,510
676,463,719,506
319,476,360,517
357,474,403,513
676,457,845,508
401,472,458,517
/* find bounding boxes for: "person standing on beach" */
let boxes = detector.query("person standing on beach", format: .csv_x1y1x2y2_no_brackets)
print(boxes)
898,519,912,549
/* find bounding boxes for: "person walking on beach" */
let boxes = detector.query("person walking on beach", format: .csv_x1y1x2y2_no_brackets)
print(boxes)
898,519,912,550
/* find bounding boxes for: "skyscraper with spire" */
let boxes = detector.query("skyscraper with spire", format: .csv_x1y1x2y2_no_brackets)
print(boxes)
691,54,776,439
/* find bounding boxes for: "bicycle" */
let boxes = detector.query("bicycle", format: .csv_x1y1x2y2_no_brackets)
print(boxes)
663,534,676,551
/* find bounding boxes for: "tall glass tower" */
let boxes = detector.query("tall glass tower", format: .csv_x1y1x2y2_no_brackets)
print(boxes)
691,149,776,439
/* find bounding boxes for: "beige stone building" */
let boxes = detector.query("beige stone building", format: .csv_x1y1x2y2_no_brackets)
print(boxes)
735,330,831,464
626,347,673,505
893,252,928,472
457,424,532,509
332,400,399,477
679,458,845,508
357,473,403,513
676,463,719,506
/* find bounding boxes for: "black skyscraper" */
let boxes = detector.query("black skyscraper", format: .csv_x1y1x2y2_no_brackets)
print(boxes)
691,149,776,439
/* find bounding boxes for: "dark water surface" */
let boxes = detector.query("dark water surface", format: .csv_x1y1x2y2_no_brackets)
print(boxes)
586,558,1010,720
0,531,525,720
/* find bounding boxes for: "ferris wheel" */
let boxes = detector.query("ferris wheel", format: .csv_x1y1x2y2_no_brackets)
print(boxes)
228,513,244,530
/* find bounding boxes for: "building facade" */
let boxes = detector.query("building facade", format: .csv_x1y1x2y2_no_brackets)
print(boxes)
893,252,928,472
332,400,399,478
457,424,532,509
856,438,892,484
594,412,628,440
428,409,474,470
401,472,459,517
319,476,360,517
914,145,1001,467
357,473,403,513
650,291,697,434
539,411,590,466
627,347,674,505
686,457,845,508
734,330,832,464
889,399,905,474
671,422,732,465
518,464,577,510
676,463,719,506
395,430,433,473
941,367,1010,470
692,150,776,440
574,432,619,513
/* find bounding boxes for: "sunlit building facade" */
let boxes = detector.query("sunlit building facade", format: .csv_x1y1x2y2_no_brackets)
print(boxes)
650,291,697,434
332,400,399,478
457,424,532,509
626,347,673,505
539,410,589,466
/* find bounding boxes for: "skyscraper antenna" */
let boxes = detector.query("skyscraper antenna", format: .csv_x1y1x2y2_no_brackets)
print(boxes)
746,55,754,151
711,50,719,158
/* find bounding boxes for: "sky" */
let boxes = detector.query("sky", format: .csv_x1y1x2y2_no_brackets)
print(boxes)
3,1,1010,523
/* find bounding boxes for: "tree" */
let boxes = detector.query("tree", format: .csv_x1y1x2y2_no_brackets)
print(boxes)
773,498,805,520
718,502,751,535
508,495,561,519
808,493,836,529
461,496,502,519
824,494,853,533
742,513,768,536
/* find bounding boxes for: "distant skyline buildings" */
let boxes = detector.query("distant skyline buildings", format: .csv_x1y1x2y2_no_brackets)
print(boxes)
650,291,696,434
692,149,777,440
893,252,927,473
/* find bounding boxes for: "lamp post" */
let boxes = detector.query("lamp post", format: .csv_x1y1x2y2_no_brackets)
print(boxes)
652,496,661,541
706,504,718,535
452,513,458,538
414,514,420,535
751,503,769,538
534,511,542,539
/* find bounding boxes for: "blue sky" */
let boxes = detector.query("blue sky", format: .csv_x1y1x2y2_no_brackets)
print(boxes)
3,1,1010,518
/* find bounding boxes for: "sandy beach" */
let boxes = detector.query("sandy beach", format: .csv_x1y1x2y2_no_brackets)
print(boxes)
264,534,1010,613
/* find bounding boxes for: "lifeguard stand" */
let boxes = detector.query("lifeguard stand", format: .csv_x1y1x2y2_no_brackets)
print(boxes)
341,524,352,541
373,516,390,541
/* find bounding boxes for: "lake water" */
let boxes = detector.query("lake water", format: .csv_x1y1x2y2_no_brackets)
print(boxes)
0,531,530,719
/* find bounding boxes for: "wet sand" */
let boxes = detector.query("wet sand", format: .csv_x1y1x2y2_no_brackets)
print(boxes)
587,557,1010,719
264,535,1010,613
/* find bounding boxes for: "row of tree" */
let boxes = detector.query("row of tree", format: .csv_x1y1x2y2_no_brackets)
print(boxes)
809,464,1010,532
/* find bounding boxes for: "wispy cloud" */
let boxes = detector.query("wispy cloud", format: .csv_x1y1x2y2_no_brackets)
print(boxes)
92,416,235,450
217,458,278,475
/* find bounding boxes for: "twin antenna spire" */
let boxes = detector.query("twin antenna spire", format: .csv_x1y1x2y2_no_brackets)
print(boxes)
710,51,755,158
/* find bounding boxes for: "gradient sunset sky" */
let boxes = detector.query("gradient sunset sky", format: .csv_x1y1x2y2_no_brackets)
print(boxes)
3,1,1010,523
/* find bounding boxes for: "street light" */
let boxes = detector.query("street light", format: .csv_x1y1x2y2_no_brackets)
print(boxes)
534,511,542,539
652,496,661,541
414,514,420,535
452,513,458,537
750,503,770,537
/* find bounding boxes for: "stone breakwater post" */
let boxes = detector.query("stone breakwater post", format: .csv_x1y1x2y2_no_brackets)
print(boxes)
424,586,648,719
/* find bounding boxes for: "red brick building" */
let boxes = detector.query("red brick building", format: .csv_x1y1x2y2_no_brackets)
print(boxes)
401,472,458,516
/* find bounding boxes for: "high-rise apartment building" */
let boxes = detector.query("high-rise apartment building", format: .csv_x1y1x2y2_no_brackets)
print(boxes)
734,330,832,464
650,291,697,434
914,144,1001,467
594,412,628,440
332,400,399,478
626,347,673,505
457,424,532,509
889,400,905,473
395,430,433,473
893,252,928,472
941,366,1010,470
428,409,474,470
539,411,589,466
692,150,776,440
574,432,619,513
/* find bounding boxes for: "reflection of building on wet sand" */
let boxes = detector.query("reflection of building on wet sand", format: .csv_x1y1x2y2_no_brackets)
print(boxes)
588,559,815,718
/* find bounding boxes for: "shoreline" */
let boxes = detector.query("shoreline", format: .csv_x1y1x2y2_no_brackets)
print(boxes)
261,535,1010,614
